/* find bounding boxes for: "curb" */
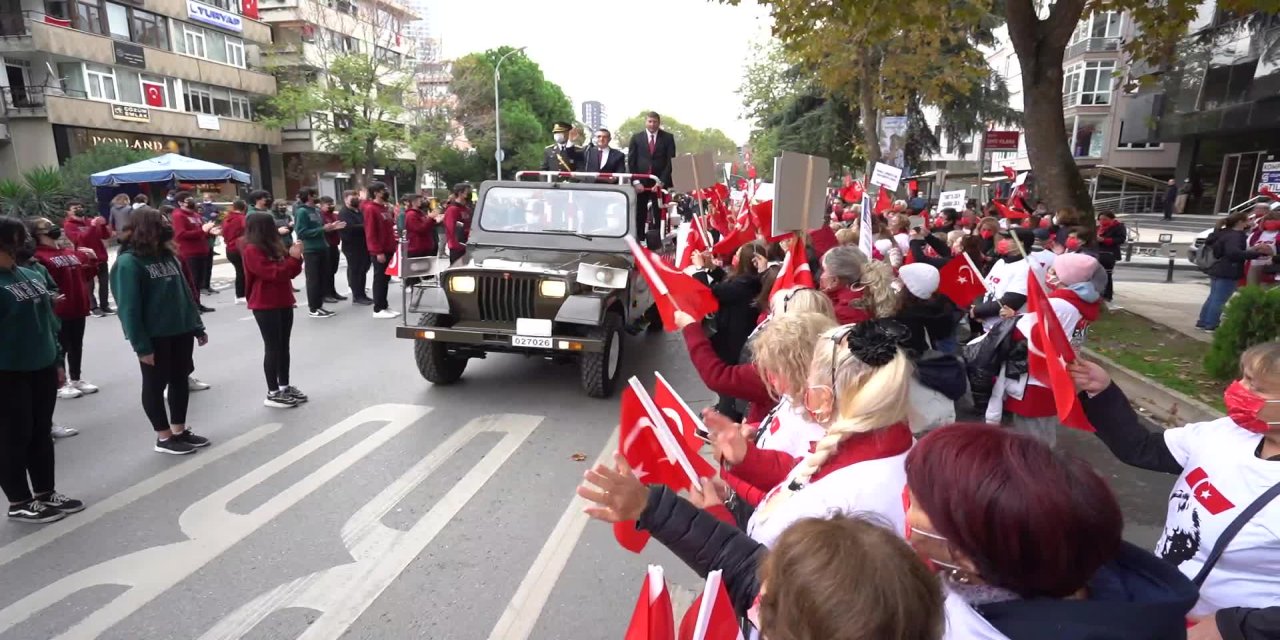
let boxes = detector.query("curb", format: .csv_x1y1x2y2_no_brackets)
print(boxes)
1116,261,1199,272
1081,347,1222,429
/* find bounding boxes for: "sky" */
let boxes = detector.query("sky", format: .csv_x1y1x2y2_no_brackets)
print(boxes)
430,0,773,144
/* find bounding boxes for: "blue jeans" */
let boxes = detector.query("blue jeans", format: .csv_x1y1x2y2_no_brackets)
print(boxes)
1197,277,1239,329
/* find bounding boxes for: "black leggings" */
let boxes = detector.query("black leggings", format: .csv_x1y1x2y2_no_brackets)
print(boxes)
344,248,370,300
183,255,211,304
326,245,341,296
253,308,293,391
372,257,391,311
227,251,245,298
304,251,327,311
0,367,58,503
89,261,110,310
58,316,86,381
140,334,195,433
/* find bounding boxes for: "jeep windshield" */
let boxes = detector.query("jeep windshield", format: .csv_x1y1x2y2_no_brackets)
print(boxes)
478,186,630,238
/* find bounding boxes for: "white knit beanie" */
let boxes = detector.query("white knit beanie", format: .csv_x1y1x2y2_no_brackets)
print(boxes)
898,263,940,299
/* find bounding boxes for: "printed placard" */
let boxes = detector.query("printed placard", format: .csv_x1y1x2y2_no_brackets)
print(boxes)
938,190,966,211
869,162,902,192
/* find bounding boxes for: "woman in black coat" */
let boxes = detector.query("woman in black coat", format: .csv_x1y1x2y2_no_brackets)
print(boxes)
693,243,763,421
1197,213,1275,331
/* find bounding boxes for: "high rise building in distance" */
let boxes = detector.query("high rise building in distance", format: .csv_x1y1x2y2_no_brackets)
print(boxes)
581,101,606,131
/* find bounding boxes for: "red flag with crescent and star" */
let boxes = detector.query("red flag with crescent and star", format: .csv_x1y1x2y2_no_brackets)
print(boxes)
142,81,166,108
937,255,986,306
624,565,676,640
1025,270,1094,432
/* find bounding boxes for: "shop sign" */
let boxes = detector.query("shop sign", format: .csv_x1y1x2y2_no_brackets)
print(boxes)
186,0,243,32
71,129,183,154
983,130,1021,152
196,113,221,131
111,104,151,123
1259,161,1280,193
112,41,146,69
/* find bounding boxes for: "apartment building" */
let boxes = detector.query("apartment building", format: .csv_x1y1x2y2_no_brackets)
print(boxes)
0,0,278,193
580,100,604,131
257,0,419,198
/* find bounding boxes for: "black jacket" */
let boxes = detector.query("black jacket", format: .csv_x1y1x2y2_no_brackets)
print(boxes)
895,294,958,356
541,144,583,172
627,129,676,186
1206,229,1267,280
582,146,627,173
338,205,366,253
909,235,952,269
695,268,762,365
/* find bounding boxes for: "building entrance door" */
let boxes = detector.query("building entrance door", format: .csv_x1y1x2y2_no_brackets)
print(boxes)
1216,151,1266,213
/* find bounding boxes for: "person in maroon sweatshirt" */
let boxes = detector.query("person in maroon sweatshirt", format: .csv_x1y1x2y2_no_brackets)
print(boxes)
171,192,218,313
221,200,248,304
362,181,398,318
318,196,346,302
402,193,443,287
29,218,98,400
241,212,307,409
61,200,115,317
442,183,473,264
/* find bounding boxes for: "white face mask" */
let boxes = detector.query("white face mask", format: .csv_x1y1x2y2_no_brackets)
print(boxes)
553,133,567,144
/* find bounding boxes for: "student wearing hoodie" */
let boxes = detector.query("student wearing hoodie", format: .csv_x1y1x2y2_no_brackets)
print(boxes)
28,218,99,402
170,192,217,314
442,183,473,264
242,212,307,409
292,187,343,319
338,191,372,306
220,200,248,304
110,208,211,456
362,181,398,318
1073,342,1280,640
62,200,115,316
0,216,85,524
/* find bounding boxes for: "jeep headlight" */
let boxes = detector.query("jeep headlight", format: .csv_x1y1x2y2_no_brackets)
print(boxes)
449,275,476,293
539,279,567,298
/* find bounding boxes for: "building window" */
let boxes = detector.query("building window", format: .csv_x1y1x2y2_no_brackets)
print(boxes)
73,0,104,35
105,2,129,39
225,38,245,67
1115,122,1162,149
130,8,168,50
183,25,207,58
85,63,117,100
229,93,251,119
45,0,71,21
1063,61,1115,106
185,83,214,114
205,0,240,13
1072,11,1122,44
139,74,170,108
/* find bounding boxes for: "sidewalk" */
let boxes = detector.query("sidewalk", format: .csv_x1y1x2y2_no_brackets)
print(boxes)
1113,281,1211,343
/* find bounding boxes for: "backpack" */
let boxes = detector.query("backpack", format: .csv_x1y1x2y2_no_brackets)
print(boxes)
1193,231,1222,272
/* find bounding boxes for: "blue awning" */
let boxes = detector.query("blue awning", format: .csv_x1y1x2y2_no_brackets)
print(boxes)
90,153,251,187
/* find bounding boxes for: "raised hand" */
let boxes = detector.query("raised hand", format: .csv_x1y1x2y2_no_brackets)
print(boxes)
576,452,648,523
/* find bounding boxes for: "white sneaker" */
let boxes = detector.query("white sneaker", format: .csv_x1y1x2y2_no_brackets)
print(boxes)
188,376,211,391
372,309,398,319
235,297,247,305
71,379,99,394
1105,301,1124,311
57,383,82,399
52,424,79,438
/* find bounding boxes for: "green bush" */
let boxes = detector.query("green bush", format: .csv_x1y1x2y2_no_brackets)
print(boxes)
1205,285,1280,380
0,167,70,220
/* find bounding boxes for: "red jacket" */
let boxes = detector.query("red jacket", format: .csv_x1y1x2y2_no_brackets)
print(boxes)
242,243,302,310
62,215,111,262
33,244,93,319
221,212,247,255
322,209,341,247
808,224,839,260
362,200,396,256
681,324,772,424
404,208,438,256
172,207,211,258
827,287,872,325
443,203,471,252
728,421,913,497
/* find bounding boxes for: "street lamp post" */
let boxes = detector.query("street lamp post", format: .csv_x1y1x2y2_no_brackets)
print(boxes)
493,46,526,181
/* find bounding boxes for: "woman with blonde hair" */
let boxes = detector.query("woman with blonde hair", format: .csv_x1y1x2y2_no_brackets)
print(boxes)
769,286,837,320
820,245,899,324
741,311,837,460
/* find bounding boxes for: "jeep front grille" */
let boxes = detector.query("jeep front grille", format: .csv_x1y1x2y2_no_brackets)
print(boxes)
477,274,537,322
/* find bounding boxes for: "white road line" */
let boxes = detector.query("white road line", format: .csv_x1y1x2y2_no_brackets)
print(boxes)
0,404,431,640
196,413,542,640
486,428,620,640
0,423,282,568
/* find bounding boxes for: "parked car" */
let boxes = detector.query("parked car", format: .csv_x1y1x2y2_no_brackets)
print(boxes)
1187,228,1214,265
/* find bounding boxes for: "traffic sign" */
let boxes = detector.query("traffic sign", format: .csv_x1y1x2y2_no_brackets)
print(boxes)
495,149,505,162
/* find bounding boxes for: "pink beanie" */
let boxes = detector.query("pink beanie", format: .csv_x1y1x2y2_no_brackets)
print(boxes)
1053,253,1099,286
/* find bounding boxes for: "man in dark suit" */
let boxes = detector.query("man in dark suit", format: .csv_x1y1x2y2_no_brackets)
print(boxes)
582,128,627,174
540,121,583,172
626,112,676,239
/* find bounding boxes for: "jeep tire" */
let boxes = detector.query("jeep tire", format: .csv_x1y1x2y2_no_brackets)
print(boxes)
414,313,467,385
581,311,623,398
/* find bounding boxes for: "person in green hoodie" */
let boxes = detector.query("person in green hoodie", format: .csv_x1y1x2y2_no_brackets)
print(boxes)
292,187,345,318
110,207,212,456
0,215,84,524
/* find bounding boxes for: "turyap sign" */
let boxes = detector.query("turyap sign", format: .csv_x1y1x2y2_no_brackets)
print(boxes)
186,0,243,32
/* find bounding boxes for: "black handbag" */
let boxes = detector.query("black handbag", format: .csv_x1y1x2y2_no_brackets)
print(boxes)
914,351,968,400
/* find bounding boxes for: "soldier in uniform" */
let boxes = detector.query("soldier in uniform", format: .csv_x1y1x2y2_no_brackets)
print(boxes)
540,122,583,172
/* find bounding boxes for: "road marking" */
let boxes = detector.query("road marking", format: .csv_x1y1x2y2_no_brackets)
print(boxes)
0,404,431,640
486,428,619,640
196,413,542,640
0,423,282,569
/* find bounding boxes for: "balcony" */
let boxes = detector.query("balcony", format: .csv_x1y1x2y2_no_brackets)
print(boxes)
0,86,48,118
44,94,280,145
1065,37,1121,60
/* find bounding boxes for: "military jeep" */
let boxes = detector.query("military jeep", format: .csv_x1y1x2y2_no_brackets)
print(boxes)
394,173,664,397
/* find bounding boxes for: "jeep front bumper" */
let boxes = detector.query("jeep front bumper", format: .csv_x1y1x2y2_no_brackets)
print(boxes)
395,325,605,353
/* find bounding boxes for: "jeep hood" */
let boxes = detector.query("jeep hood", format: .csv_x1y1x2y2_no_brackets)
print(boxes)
459,246,633,276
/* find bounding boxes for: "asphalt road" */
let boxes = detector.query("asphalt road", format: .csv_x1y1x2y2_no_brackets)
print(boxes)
0,262,1179,640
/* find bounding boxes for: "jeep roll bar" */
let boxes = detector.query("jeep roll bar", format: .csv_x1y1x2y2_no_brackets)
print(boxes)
513,171,666,191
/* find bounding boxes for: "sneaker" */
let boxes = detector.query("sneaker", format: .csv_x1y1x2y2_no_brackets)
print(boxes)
235,297,247,305
90,308,106,318
173,430,211,448
309,309,336,318
51,424,79,439
324,295,342,304
71,379,99,394
331,293,349,301
372,309,398,319
264,391,299,409
7,500,66,524
1105,301,1124,311
352,298,374,306
188,376,211,391
154,437,196,455
57,383,83,399
37,492,85,514
198,305,216,314
103,306,117,315
282,386,308,403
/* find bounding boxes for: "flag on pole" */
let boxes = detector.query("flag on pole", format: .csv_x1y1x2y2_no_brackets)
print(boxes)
1025,270,1094,432
625,566,676,640
859,193,875,258
874,186,893,215
677,571,744,640
769,234,815,302
626,237,718,331
937,254,988,306
1003,165,1017,181
652,371,709,451
385,247,401,276
677,217,709,271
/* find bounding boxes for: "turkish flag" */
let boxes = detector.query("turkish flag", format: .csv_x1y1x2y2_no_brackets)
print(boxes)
874,187,893,215
1185,467,1237,516
652,372,710,453
839,179,864,204
747,164,757,179
677,216,708,271
1261,186,1279,202
678,571,744,640
993,199,1029,220
711,210,756,258
626,566,677,640
749,200,788,243
1003,165,1017,181
627,237,718,331
142,82,166,108
1025,271,1094,432
770,234,815,301
241,0,259,18
937,255,986,306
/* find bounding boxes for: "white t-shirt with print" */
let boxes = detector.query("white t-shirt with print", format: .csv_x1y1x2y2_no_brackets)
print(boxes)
942,590,1010,640
1160,418,1280,617
755,397,826,459
980,258,1030,332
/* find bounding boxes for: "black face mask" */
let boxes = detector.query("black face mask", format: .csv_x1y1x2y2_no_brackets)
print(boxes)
45,227,62,240
159,226,175,242
14,237,36,263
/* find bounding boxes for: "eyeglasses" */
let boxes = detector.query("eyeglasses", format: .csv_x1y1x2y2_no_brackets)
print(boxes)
908,527,967,574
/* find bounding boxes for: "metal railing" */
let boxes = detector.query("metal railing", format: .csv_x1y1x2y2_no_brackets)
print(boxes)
1,86,47,114
1229,195,1272,215
1092,193,1156,214
1065,37,1121,59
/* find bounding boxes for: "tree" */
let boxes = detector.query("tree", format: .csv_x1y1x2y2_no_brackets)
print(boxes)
613,112,740,159
260,1,416,187
448,47,575,177
59,142,153,206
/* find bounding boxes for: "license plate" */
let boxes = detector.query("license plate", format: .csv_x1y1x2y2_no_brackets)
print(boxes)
512,335,553,349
